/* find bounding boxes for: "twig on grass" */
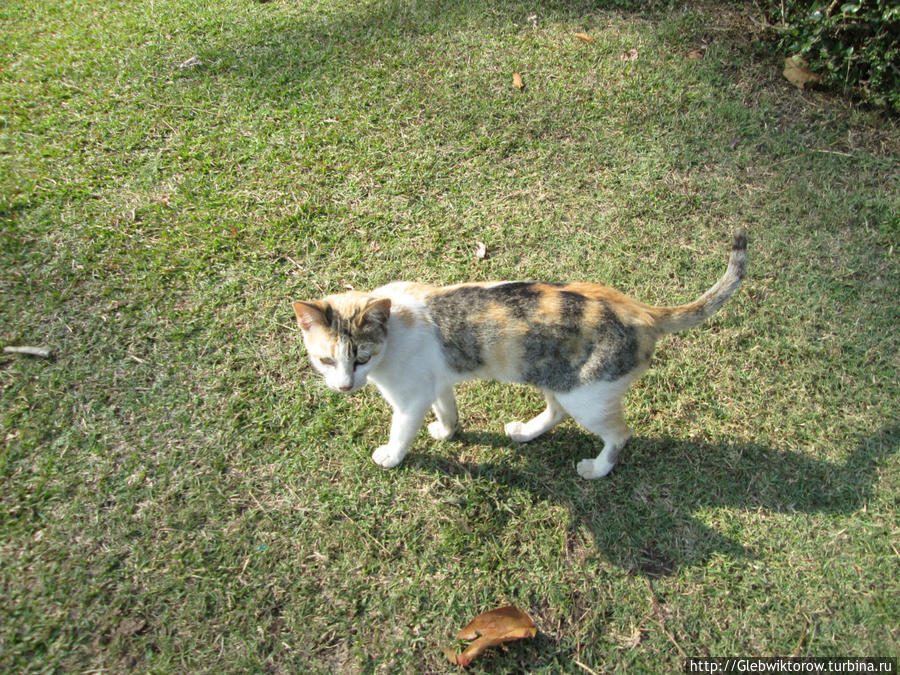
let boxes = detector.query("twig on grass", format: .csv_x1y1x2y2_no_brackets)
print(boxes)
4,346,53,359
340,509,389,554
575,657,603,675
284,255,306,272
814,149,854,157
647,578,687,658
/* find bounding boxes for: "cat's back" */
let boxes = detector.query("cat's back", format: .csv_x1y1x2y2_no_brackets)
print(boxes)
379,280,654,389
375,279,653,327
422,280,652,325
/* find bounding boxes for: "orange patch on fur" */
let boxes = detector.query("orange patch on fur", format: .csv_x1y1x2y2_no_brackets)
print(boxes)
562,283,655,328
559,282,633,304
321,291,374,320
303,326,337,359
478,327,526,381
393,306,417,327
534,287,563,321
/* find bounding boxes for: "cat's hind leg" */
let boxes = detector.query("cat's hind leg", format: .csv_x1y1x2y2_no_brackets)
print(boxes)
427,385,458,441
556,379,634,479
505,391,569,443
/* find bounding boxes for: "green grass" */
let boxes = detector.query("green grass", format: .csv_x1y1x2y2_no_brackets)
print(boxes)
2,0,898,672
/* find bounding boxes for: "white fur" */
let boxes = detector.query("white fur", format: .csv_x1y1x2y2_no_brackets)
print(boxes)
554,374,642,479
355,288,640,479
309,334,378,394
365,292,461,469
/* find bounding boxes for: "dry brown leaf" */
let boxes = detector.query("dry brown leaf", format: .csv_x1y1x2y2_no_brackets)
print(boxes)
512,72,524,90
614,625,644,650
620,48,639,62
115,618,146,638
687,49,704,61
446,606,536,667
783,56,820,89
474,241,487,260
573,32,595,43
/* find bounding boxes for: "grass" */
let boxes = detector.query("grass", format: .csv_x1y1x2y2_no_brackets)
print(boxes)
2,0,898,672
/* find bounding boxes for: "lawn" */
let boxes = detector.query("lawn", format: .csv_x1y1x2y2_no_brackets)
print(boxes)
1,0,898,672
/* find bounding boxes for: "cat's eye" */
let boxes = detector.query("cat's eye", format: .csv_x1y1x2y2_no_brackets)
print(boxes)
319,357,336,366
355,354,370,365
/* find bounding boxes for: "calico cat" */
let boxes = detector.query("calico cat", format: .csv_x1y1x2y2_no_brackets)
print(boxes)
293,229,746,479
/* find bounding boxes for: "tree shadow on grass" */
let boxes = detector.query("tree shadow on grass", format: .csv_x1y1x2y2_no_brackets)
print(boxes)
196,0,737,90
407,424,898,577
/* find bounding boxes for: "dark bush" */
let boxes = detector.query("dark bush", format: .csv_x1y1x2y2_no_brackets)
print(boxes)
765,0,899,112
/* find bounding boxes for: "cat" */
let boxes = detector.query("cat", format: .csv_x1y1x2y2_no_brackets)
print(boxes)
293,229,746,479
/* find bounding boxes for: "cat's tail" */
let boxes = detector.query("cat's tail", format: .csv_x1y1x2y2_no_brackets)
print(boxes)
650,228,747,334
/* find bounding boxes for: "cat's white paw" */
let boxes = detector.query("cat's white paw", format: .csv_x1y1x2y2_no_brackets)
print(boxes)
505,420,531,443
577,457,616,480
372,445,405,469
427,420,456,441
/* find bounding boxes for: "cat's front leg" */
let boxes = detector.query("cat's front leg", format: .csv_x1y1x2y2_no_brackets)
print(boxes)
371,403,430,469
427,386,458,441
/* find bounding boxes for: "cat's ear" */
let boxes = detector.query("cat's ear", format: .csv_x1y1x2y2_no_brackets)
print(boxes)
293,301,328,331
364,298,391,326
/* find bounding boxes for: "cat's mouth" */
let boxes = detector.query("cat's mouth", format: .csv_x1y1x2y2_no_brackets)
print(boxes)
329,378,366,394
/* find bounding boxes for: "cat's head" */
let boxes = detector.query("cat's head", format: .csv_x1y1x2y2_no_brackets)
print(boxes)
292,292,391,393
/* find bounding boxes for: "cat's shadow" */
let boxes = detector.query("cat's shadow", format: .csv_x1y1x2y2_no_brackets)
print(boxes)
407,424,898,577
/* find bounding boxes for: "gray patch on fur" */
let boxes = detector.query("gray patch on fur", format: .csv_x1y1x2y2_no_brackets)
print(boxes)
521,291,587,390
579,303,638,383
323,304,388,354
425,282,551,372
426,284,638,391
525,298,637,390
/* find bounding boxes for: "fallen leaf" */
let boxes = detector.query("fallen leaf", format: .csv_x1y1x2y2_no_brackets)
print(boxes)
687,49,704,61
620,48,639,61
115,618,146,638
573,32,595,43
446,606,536,667
512,72,524,90
474,241,487,259
614,625,644,650
782,56,820,89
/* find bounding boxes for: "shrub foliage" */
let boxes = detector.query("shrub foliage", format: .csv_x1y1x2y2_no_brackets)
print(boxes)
766,0,899,111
